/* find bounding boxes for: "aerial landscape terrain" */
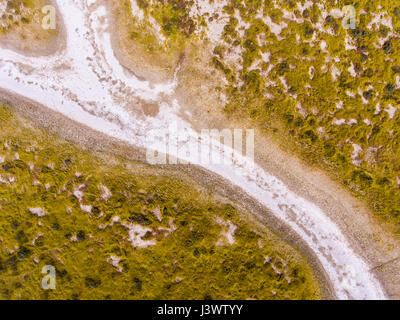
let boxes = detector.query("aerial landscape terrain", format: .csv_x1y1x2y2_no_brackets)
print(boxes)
0,0,399,300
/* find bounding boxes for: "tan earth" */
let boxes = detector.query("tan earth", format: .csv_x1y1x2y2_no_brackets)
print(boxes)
0,0,61,56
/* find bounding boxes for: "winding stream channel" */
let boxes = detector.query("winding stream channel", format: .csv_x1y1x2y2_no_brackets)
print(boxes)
0,0,387,299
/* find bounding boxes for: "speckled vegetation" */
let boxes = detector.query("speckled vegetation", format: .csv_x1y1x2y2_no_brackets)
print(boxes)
0,0,56,42
216,0,400,232
124,0,400,233
146,0,196,38
0,104,320,300
0,0,34,33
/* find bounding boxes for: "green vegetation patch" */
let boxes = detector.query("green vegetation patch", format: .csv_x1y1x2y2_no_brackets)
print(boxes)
1,0,41,34
0,104,320,300
213,0,400,231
